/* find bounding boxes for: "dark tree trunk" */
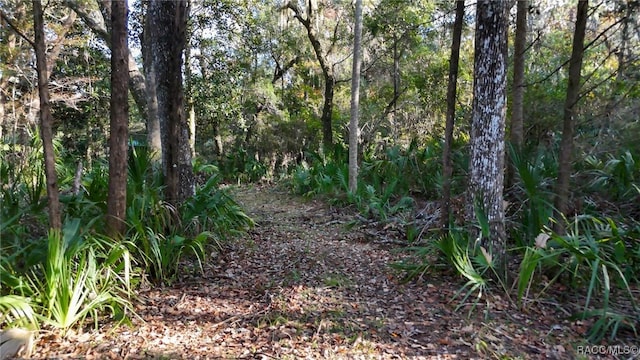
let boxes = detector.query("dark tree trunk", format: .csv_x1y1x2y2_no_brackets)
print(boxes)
553,0,588,233
322,74,335,150
506,0,528,188
149,0,194,205
106,0,129,237
441,0,465,231
391,38,400,139
33,0,61,231
510,0,527,150
467,0,509,269
213,120,224,159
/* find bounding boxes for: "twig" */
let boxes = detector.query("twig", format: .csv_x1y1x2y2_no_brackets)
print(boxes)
211,307,269,330
0,9,35,48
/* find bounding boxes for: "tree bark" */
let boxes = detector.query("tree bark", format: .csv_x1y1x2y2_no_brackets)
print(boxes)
106,0,129,237
184,29,196,158
33,0,61,230
141,10,162,158
441,0,465,231
391,38,399,139
507,0,528,188
149,0,194,205
321,74,335,149
467,0,509,269
510,0,527,149
553,0,588,233
348,0,363,193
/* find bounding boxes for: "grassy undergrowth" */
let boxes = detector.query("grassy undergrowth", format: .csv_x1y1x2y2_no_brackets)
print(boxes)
288,140,640,342
1,143,253,338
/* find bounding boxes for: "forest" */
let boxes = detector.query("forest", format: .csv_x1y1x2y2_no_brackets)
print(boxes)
1,0,639,358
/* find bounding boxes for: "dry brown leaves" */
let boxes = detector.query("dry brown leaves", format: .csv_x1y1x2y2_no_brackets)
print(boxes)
28,185,623,359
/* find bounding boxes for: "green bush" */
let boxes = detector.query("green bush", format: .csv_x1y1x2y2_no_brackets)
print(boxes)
34,223,134,333
507,145,557,247
1,219,135,335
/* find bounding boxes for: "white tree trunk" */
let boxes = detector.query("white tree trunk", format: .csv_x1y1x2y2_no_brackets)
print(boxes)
467,0,509,267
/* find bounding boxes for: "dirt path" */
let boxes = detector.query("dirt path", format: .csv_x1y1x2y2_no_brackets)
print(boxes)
33,185,591,359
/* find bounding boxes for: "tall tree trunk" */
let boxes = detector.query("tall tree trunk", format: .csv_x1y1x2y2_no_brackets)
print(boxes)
510,0,527,150
213,120,223,159
467,0,509,269
601,0,632,134
149,0,194,205
391,38,400,140
141,10,162,159
507,0,528,188
184,30,196,158
348,0,363,193
106,0,129,237
33,0,61,231
322,74,335,149
553,0,588,233
441,0,465,231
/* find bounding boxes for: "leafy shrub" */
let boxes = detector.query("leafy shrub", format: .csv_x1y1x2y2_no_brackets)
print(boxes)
514,215,639,341
124,149,253,284
217,146,268,183
1,219,135,335
507,145,557,247
584,151,639,201
31,220,134,333
0,295,38,330
181,174,254,240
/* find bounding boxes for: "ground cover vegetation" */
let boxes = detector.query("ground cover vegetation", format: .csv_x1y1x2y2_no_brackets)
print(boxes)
1,0,639,358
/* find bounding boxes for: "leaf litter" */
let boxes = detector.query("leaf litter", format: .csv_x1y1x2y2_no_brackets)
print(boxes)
29,185,634,359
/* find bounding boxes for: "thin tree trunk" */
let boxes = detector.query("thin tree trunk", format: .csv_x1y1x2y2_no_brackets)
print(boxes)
348,0,363,193
185,31,196,158
510,0,527,149
467,0,509,269
601,0,631,133
213,120,223,159
33,0,61,230
507,0,528,189
441,0,465,231
141,11,162,159
106,0,129,237
322,74,335,150
553,0,588,233
189,106,196,158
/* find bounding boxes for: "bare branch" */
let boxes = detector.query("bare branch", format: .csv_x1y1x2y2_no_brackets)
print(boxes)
272,55,300,84
0,9,35,48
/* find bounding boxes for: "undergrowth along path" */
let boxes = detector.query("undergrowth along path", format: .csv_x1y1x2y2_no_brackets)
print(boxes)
33,185,593,359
